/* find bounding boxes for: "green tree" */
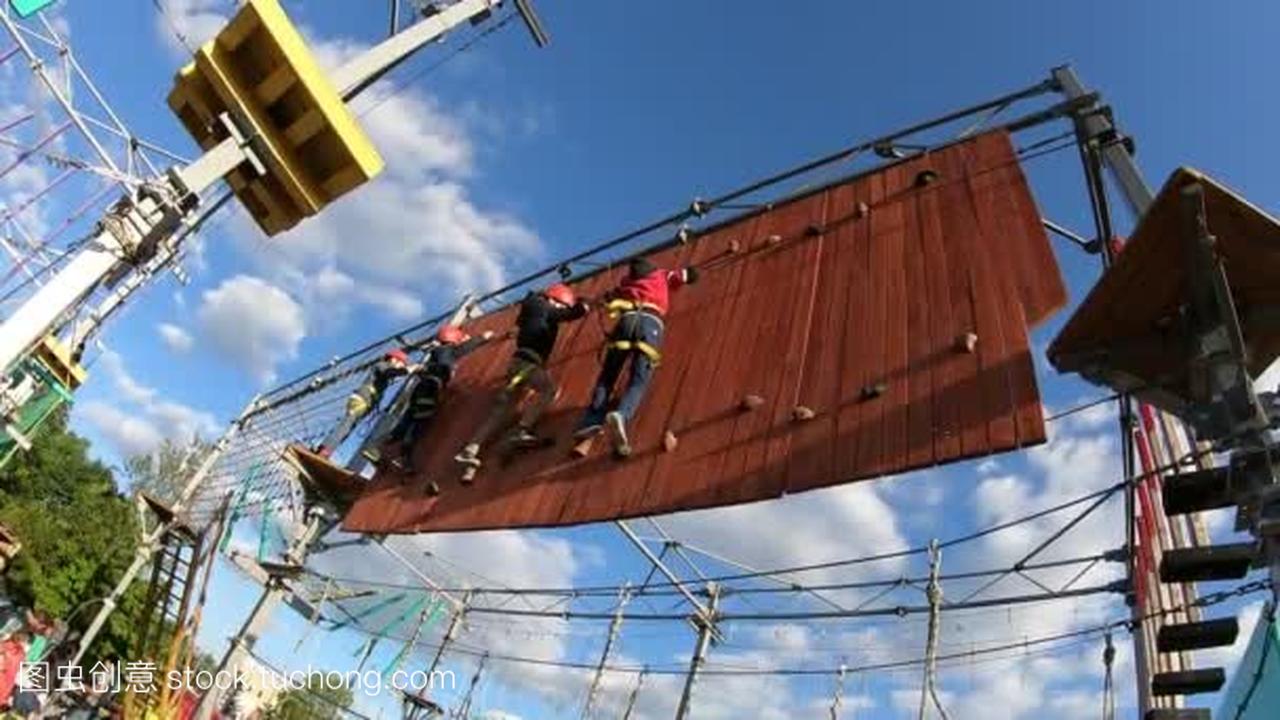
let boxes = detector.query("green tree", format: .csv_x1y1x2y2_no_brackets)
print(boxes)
0,409,146,662
121,436,212,506
263,675,355,720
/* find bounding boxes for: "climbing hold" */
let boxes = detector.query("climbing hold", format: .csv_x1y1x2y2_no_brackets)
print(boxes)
690,198,709,217
792,406,816,422
557,263,573,280
662,431,679,453
804,223,824,237
727,239,742,255
956,332,978,354
854,201,870,219
766,234,783,246
861,382,887,400
914,169,940,188
739,394,765,411
676,226,692,244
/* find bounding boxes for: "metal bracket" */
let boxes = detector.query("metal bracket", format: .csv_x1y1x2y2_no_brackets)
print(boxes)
1179,183,1270,441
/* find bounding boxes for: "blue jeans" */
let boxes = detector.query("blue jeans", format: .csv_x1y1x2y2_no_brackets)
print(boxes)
580,312,663,428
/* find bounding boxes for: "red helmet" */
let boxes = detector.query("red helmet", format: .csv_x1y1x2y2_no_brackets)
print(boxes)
544,283,576,307
385,348,409,364
437,324,467,345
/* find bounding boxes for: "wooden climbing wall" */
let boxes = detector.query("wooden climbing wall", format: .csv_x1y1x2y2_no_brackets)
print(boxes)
342,130,1067,534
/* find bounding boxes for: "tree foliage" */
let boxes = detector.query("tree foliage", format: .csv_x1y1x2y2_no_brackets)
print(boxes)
120,436,212,506
0,410,145,661
262,675,354,720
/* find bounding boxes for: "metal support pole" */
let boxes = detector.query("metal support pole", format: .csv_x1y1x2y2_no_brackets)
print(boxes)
388,0,401,36
1051,65,1154,218
409,592,469,707
674,583,719,720
0,133,246,374
581,585,630,719
332,0,503,100
195,507,328,720
615,520,713,625
68,397,258,668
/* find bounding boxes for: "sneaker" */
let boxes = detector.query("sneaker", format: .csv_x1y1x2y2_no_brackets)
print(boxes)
508,427,540,446
454,444,481,467
605,412,631,457
573,423,603,440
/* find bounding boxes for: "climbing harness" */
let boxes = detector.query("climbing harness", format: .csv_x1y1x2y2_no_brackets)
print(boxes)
505,349,545,391
602,303,664,366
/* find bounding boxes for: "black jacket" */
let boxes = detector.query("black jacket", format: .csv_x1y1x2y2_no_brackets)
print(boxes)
424,335,487,383
515,292,587,363
357,359,410,402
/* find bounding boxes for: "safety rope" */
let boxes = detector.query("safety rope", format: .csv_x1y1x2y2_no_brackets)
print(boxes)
620,668,647,720
1101,631,1115,720
918,540,951,720
828,663,847,720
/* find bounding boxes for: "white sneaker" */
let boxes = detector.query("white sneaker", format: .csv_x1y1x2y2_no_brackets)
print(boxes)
606,412,631,457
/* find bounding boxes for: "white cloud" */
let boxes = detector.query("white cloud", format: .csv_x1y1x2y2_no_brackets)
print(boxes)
197,274,306,384
153,0,226,56
77,350,218,457
157,322,195,353
78,401,165,458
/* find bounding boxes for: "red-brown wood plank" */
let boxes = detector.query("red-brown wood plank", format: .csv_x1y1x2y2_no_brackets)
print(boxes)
918,180,962,463
968,135,1049,445
853,166,900,477
876,155,931,477
744,191,830,502
960,142,1019,453
783,183,855,493
831,172,881,484
713,194,827,506
933,147,988,458
981,133,1067,326
903,184,935,470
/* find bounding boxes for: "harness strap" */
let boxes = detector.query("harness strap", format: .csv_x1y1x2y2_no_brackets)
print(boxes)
608,339,662,365
606,298,664,320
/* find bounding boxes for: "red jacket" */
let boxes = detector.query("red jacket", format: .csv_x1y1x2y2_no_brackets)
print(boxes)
612,268,688,317
0,639,24,708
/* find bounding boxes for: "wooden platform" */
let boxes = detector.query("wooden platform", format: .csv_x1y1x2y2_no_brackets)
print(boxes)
285,444,365,507
342,130,1066,534
1050,168,1280,414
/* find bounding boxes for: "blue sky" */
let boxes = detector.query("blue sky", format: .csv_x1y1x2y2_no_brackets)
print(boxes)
2,0,1279,718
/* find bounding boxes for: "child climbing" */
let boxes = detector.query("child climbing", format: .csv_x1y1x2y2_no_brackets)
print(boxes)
454,283,589,478
575,257,699,457
315,348,416,458
370,324,495,489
